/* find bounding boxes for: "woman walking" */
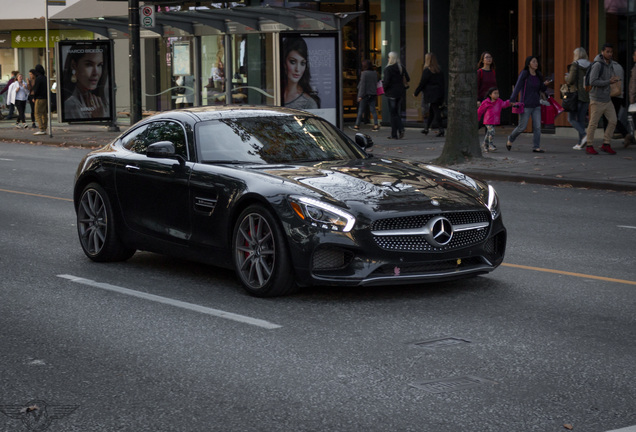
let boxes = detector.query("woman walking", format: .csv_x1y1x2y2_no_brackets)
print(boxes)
414,52,445,137
507,56,549,153
383,51,409,139
565,47,591,150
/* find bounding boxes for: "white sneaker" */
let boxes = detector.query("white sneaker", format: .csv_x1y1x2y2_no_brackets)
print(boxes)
573,143,583,150
33,131,46,135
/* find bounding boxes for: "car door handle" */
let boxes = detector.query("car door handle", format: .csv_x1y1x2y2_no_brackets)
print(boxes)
125,164,140,171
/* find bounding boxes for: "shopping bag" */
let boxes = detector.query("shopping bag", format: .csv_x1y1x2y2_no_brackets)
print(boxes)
548,96,564,116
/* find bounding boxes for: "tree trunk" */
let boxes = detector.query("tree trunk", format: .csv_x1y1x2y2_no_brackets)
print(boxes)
434,0,481,165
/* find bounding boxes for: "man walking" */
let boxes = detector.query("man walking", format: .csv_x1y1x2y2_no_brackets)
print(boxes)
32,64,48,136
585,43,620,155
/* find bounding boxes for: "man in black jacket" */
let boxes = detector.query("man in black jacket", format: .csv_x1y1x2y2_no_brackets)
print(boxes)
32,64,48,135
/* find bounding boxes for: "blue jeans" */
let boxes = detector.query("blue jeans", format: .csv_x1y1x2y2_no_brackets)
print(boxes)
568,101,589,143
509,106,542,150
387,96,404,138
355,95,378,127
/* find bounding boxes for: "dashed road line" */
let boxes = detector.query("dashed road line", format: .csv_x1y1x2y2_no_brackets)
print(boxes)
57,274,282,329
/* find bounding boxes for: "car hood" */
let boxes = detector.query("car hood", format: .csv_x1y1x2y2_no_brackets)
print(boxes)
248,157,488,214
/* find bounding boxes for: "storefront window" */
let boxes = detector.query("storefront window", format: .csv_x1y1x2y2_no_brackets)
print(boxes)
404,0,428,123
201,35,226,105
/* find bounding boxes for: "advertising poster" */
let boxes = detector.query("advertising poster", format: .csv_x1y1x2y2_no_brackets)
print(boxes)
280,33,338,125
57,40,114,123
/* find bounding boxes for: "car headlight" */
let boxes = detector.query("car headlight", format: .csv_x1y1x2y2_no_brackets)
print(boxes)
289,196,355,232
487,185,501,220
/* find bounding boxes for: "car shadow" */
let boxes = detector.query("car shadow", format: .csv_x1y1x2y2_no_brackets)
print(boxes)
107,252,506,302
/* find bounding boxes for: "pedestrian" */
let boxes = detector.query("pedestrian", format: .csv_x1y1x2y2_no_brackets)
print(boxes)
584,43,621,155
383,51,409,139
1,70,18,120
7,72,29,128
478,87,512,152
626,48,636,148
507,56,549,153
27,69,37,128
565,47,591,150
414,52,445,137
601,49,629,145
477,52,497,102
353,59,380,131
32,64,48,136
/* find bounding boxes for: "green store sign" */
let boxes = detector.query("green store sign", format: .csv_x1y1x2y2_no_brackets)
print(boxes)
11,29,94,48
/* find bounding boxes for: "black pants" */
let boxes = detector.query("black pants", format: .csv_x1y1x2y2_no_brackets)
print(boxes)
15,99,27,123
427,101,444,131
28,98,35,124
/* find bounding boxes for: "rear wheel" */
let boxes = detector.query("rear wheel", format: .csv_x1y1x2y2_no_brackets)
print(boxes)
232,205,297,297
77,182,135,262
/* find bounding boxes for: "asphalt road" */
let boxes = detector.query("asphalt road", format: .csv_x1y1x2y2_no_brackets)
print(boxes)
1,142,635,432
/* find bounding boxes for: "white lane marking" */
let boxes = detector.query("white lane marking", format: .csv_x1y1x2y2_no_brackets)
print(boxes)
617,225,636,230
0,158,14,161
57,274,282,329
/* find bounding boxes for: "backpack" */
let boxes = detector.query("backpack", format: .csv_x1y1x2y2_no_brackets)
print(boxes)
584,61,600,92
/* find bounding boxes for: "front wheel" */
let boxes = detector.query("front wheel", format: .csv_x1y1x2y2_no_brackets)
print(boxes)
232,205,297,297
77,182,135,262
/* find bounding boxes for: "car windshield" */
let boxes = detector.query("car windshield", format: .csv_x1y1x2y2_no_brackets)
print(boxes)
196,115,368,164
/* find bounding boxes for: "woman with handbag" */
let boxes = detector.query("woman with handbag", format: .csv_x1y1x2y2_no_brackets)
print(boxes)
565,47,591,150
383,51,409,139
507,56,549,153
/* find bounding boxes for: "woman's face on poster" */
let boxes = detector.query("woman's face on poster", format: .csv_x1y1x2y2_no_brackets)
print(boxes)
73,52,104,91
285,50,306,85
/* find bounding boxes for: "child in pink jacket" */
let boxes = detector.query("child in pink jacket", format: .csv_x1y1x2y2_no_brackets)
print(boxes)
477,87,513,152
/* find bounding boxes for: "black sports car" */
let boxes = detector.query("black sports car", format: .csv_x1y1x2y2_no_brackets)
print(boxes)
74,106,506,296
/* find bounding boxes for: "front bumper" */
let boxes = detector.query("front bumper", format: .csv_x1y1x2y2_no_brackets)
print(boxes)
287,214,507,287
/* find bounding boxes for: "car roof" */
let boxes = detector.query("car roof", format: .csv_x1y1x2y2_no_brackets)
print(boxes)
149,105,319,122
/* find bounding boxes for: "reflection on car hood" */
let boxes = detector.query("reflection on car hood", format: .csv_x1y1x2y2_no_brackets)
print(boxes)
249,157,486,213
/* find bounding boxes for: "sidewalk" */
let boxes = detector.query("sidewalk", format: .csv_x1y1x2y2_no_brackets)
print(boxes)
1,117,634,191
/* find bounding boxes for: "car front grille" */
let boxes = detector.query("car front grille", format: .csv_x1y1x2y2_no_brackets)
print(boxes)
371,211,490,252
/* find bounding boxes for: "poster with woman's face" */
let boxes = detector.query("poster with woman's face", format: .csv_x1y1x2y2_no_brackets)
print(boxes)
57,40,113,123
280,33,337,125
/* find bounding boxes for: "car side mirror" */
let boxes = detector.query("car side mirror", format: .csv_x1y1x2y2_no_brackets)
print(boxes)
146,141,186,166
354,133,373,150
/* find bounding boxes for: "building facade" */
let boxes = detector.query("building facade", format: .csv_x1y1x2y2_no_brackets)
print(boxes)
1,0,635,129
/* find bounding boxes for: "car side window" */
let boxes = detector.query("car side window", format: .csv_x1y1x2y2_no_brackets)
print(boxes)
121,124,149,154
122,121,188,159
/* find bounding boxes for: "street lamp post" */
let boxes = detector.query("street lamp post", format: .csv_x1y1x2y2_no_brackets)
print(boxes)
129,0,142,124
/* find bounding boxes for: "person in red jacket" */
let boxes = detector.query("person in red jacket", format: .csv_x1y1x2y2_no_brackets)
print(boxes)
478,87,514,152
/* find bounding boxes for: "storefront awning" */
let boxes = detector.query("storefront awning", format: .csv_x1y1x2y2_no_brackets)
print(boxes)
51,4,365,38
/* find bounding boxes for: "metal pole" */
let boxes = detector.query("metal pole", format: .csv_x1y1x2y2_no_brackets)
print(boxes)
45,0,53,137
129,0,142,124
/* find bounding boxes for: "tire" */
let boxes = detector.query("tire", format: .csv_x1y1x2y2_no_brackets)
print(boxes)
77,182,135,262
232,205,297,297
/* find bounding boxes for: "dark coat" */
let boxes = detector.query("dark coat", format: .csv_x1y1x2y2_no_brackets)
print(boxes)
414,68,444,104
383,63,410,99
32,65,48,100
